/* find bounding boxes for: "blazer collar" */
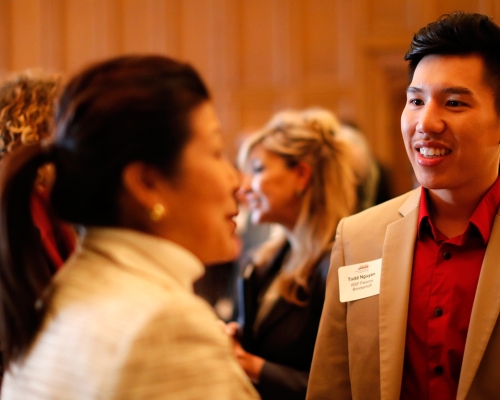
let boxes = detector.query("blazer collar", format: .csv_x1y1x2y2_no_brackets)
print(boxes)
458,210,500,399
398,187,421,217
379,188,420,399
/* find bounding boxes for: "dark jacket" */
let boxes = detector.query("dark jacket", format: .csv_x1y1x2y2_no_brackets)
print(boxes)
236,242,329,400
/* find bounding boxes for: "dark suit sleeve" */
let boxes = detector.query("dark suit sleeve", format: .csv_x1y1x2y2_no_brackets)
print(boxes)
255,257,330,400
257,360,309,400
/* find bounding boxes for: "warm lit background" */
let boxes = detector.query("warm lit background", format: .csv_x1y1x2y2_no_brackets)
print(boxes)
1,0,498,197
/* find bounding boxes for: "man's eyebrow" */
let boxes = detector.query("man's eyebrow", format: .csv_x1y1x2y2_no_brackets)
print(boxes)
442,86,473,95
406,86,422,94
406,86,473,95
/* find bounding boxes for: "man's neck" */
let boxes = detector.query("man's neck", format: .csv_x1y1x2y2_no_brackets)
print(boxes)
427,186,489,238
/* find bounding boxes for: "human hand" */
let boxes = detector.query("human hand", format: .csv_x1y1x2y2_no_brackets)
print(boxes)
225,321,242,340
232,339,265,383
224,322,264,382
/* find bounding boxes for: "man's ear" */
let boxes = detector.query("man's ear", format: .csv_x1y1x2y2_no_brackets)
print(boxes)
121,162,167,212
295,161,313,192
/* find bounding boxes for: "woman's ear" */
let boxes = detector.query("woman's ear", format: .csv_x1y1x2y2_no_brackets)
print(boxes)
295,161,313,192
121,162,168,216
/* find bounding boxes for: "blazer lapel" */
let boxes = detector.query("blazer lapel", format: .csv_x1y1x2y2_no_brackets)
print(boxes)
254,297,295,339
252,243,293,339
457,212,500,399
379,190,420,400
241,242,290,341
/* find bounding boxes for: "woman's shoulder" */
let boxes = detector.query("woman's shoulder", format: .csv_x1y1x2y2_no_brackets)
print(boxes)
51,248,214,335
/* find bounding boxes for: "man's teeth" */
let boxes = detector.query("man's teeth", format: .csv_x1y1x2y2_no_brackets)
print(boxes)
419,147,450,156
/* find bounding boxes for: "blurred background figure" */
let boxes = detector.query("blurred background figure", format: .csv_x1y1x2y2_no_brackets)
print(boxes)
0,71,76,273
0,55,258,399
300,107,383,213
339,122,392,208
338,123,380,211
227,107,358,399
0,70,76,383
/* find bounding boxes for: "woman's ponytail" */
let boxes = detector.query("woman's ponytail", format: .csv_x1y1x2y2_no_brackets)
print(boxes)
0,143,54,367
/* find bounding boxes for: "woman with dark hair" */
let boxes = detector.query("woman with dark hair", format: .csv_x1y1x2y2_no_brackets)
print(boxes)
0,55,258,399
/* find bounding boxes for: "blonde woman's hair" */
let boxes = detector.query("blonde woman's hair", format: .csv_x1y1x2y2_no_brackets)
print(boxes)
238,107,357,305
302,108,380,212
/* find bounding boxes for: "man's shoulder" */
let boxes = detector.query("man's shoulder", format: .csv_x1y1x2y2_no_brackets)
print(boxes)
342,188,420,230
331,189,420,263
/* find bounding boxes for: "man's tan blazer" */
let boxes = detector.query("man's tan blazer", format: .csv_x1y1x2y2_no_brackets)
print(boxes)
307,188,500,400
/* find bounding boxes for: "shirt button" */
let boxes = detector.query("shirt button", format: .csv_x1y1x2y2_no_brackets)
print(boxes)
442,251,451,260
434,307,443,317
434,365,444,375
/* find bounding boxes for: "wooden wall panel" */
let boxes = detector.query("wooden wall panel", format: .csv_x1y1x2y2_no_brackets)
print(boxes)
0,0,11,74
38,0,64,71
240,0,275,86
121,1,155,53
200,0,239,87
202,0,240,145
65,1,92,70
433,0,487,16
0,0,498,196
366,0,412,37
284,0,305,87
179,0,213,75
237,92,276,129
64,0,121,73
65,0,103,72
11,0,43,70
161,0,181,57
94,0,121,60
269,0,297,87
335,1,357,84
303,0,337,86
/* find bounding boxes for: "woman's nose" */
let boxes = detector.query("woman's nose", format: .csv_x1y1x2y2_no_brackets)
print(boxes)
226,161,241,191
236,173,252,203
238,173,252,192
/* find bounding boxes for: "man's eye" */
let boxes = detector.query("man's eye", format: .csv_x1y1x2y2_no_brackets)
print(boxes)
409,99,424,106
447,100,461,107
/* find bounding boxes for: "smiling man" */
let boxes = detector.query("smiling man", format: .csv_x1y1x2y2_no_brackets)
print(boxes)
307,12,500,400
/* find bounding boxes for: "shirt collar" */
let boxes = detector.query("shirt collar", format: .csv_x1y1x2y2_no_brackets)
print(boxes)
418,176,500,243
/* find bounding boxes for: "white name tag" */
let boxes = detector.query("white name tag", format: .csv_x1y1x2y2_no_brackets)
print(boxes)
338,258,382,303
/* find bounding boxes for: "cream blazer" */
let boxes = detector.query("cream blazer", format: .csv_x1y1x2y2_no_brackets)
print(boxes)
307,188,500,400
2,228,259,400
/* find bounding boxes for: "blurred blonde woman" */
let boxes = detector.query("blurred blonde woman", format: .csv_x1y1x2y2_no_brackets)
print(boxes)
227,108,358,399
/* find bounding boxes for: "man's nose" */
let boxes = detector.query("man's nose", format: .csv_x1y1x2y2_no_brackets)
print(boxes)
416,102,446,135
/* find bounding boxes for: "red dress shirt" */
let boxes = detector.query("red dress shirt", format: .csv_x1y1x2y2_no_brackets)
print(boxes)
401,177,500,400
